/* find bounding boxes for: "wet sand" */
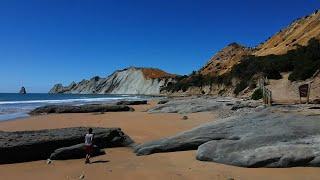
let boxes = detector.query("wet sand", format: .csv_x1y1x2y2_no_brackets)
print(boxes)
0,101,319,180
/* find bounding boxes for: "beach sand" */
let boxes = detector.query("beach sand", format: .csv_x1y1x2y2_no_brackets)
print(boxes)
0,101,319,180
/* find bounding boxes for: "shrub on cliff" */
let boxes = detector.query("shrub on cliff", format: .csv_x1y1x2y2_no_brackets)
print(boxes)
162,38,320,94
234,80,248,95
228,38,320,94
162,73,215,92
251,88,263,100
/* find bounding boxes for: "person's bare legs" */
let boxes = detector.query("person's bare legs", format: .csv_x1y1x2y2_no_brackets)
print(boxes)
85,154,90,164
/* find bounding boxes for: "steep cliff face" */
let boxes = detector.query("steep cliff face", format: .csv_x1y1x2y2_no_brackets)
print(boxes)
49,67,175,95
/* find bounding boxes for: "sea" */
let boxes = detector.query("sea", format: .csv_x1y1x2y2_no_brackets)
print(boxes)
0,93,148,121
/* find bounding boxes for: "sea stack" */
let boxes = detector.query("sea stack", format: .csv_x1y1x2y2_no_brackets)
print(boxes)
19,86,26,94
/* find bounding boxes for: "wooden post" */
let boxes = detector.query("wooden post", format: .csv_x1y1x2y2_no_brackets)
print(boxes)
270,91,272,105
299,96,302,104
307,83,311,104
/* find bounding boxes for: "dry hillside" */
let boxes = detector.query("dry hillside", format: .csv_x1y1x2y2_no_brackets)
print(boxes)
199,43,254,76
200,9,320,76
140,68,176,79
255,10,320,56
164,10,320,100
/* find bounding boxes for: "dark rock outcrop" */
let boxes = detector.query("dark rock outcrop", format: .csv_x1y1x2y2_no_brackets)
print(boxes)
312,99,320,104
135,106,320,168
0,127,134,164
19,86,26,94
50,144,105,160
29,104,134,115
157,100,169,104
116,100,148,105
49,82,76,94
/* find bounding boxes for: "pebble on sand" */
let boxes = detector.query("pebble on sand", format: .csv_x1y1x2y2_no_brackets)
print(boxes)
182,116,188,120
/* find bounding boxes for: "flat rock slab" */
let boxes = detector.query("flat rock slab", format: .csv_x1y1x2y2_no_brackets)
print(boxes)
0,127,134,164
135,106,320,167
29,104,134,115
50,144,105,160
157,100,169,104
148,97,260,115
116,100,148,105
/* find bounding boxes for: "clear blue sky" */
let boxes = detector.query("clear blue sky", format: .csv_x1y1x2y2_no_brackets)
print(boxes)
0,0,319,93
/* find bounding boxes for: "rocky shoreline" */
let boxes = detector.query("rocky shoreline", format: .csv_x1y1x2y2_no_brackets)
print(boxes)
29,104,135,115
135,97,320,168
2,96,320,168
0,127,134,164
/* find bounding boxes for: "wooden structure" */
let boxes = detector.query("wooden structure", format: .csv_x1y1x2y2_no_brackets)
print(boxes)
297,70,318,104
299,83,311,104
258,78,272,106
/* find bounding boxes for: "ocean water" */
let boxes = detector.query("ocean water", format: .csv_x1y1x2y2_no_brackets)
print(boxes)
0,93,146,121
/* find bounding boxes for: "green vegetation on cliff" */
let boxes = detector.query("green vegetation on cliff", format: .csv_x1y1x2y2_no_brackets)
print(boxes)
162,38,320,94
251,88,263,100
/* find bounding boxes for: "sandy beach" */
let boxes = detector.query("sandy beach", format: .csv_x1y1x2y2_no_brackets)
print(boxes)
1,1,319,179
0,101,320,180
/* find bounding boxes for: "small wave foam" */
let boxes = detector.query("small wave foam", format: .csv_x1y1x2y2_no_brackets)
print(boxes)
0,96,140,105
0,94,145,121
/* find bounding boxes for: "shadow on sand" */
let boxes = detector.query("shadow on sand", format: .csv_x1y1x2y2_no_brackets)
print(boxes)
90,160,110,164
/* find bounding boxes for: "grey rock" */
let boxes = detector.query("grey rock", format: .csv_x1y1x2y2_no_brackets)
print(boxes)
148,97,260,120
50,144,105,160
19,86,26,94
148,97,233,114
116,100,147,105
49,82,77,94
158,100,169,104
312,99,320,104
29,104,134,115
0,127,134,164
135,106,320,167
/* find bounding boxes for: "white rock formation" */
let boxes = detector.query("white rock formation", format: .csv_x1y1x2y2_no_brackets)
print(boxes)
49,67,175,95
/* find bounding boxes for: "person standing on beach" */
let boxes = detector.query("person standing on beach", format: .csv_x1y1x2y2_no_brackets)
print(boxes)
85,128,94,164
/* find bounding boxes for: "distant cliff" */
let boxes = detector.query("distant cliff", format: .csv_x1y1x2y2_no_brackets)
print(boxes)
49,67,175,95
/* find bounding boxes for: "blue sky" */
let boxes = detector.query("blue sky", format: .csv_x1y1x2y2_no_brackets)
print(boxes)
0,0,319,93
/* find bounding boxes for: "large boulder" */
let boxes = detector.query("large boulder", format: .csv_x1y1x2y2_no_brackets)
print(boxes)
50,144,105,160
135,106,320,167
0,127,134,164
29,104,134,115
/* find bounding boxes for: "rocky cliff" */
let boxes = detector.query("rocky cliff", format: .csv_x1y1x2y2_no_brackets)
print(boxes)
165,10,320,98
200,10,320,77
49,67,175,95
